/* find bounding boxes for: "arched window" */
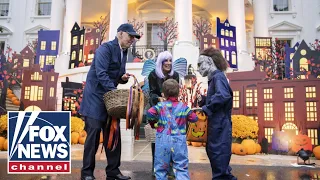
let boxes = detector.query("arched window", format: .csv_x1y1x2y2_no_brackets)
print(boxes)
225,30,229,37
281,122,298,135
221,29,225,36
230,31,233,37
299,57,309,71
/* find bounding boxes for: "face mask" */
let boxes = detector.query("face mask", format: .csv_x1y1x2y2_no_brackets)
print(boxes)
197,55,217,78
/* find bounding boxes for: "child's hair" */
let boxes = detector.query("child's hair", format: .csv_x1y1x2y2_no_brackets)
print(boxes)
162,79,179,98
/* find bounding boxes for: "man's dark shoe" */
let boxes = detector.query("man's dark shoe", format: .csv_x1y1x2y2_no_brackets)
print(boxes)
81,176,95,180
106,173,131,180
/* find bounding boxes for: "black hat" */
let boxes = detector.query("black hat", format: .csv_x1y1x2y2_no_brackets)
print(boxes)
117,23,141,39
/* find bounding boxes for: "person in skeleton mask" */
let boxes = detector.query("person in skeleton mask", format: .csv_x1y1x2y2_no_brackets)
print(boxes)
197,47,237,180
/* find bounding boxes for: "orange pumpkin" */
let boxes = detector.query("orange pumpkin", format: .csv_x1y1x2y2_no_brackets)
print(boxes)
232,143,239,154
241,139,256,155
196,111,207,121
7,89,12,94
187,111,207,143
11,97,18,102
3,139,7,151
7,94,15,98
13,100,20,106
80,130,87,137
0,137,5,150
291,134,312,153
79,136,86,145
71,132,80,144
255,143,261,154
313,146,320,160
234,144,247,155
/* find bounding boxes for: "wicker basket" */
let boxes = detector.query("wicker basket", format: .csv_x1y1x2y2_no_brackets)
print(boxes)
103,75,149,119
103,89,130,119
144,124,156,142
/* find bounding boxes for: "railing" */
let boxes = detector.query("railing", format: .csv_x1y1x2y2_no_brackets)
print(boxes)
127,45,173,62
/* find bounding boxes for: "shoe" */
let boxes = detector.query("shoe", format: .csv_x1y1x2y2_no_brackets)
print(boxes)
106,173,131,180
81,176,95,180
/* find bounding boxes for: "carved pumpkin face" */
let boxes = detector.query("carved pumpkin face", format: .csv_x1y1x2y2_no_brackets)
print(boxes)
291,134,312,153
196,111,207,121
187,111,207,142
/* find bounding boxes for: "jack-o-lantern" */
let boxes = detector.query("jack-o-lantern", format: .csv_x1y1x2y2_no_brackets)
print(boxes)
234,144,247,155
313,146,320,160
241,139,256,155
272,131,289,152
196,111,207,121
291,134,312,153
187,111,207,143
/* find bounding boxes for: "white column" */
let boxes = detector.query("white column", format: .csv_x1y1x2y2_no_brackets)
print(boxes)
228,0,254,71
173,0,198,71
55,0,82,74
175,0,193,42
253,0,269,37
50,0,65,53
108,0,128,40
62,0,82,53
228,0,247,52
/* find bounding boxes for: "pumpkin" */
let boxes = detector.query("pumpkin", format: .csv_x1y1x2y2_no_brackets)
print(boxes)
186,141,191,145
191,142,203,147
187,110,207,143
272,131,289,152
99,132,103,143
313,146,320,160
71,132,80,144
202,143,206,147
232,143,239,153
3,139,7,151
196,111,207,121
11,97,18,102
80,130,87,137
7,89,12,94
241,139,256,155
7,94,15,98
0,137,5,150
255,143,261,153
291,134,312,153
234,144,247,155
79,136,86,145
13,100,20,106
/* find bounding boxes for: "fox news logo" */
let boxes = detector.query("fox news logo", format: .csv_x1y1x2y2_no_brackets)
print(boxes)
7,111,71,174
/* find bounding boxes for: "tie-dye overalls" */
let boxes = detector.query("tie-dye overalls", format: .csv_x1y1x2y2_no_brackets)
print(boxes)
151,101,194,180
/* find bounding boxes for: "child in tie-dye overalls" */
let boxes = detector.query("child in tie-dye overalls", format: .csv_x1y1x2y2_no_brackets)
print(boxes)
147,79,198,180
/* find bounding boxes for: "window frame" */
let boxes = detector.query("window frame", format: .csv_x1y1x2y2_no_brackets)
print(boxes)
36,0,52,16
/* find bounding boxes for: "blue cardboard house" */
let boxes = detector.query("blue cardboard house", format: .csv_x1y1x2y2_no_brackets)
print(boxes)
35,29,60,72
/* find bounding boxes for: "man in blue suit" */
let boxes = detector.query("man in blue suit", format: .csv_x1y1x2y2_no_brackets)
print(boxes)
80,23,141,180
